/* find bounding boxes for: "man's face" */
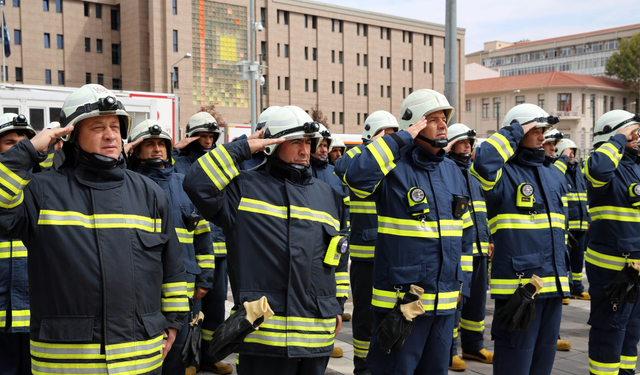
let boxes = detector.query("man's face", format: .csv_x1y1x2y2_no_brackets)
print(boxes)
135,138,168,165
329,147,344,163
452,139,471,155
197,133,215,149
278,138,312,165
76,115,122,159
0,132,28,153
419,110,448,141
626,131,639,152
568,149,575,163
543,141,556,157
520,127,546,149
312,139,329,159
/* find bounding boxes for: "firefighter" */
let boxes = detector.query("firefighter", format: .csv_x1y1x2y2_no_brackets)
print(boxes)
0,113,37,375
584,110,640,375
173,112,231,374
445,123,494,371
184,105,349,375
343,89,474,375
471,103,569,375
128,119,215,375
329,135,346,165
0,84,189,373
555,138,590,300
311,124,350,199
334,110,398,375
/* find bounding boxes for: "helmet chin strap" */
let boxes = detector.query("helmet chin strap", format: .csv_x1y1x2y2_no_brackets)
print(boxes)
416,134,448,148
75,143,122,169
451,152,472,161
141,158,167,168
626,146,639,156
532,147,546,156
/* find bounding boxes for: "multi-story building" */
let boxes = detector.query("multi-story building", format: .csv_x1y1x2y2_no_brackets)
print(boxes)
464,71,635,154
0,0,465,135
466,24,640,78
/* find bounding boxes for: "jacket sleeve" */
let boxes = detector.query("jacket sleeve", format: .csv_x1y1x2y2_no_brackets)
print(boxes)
553,155,569,175
460,200,474,298
158,193,190,330
183,140,251,230
194,218,215,288
335,199,350,312
334,144,362,182
585,134,626,193
470,124,524,194
0,139,47,241
343,131,414,199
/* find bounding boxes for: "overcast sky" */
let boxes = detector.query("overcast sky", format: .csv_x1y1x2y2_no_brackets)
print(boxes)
317,0,640,54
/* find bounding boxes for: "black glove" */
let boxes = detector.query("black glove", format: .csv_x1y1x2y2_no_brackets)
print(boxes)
604,264,640,306
181,311,204,367
375,285,425,354
494,277,541,332
568,232,579,251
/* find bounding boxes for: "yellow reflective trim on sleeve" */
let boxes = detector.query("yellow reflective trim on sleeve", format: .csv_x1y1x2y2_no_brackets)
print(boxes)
335,272,349,284
596,143,622,168
196,254,216,269
0,161,29,195
161,281,188,297
194,220,211,235
0,188,24,209
346,147,362,158
213,242,227,255
461,255,473,272
561,196,568,208
0,241,26,259
462,211,473,229
554,159,567,174
39,153,55,168
213,145,240,181
485,133,514,162
366,137,396,175
469,164,502,191
471,200,486,213
343,196,350,205
161,297,190,312
349,244,375,258
175,228,195,244
197,153,225,191
584,156,608,188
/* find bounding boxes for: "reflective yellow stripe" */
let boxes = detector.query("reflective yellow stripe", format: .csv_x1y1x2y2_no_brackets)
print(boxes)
460,318,485,332
554,159,567,174
378,216,463,238
585,248,640,271
371,287,458,311
196,254,216,269
39,153,55,168
462,211,473,229
585,156,608,188
473,241,489,255
161,296,190,312
202,329,214,341
620,355,636,370
485,133,514,162
0,187,24,209
0,311,5,328
38,210,161,232
469,164,502,191
0,161,29,195
105,335,163,360
453,325,458,338
589,358,620,375
346,147,361,158
461,255,473,272
187,282,195,296
349,244,375,258
562,196,568,208
490,276,569,295
11,309,29,328
30,340,104,360
290,205,340,231
596,142,622,168
335,272,349,284
488,212,565,234
245,315,336,348
568,220,583,230
213,242,226,255
349,201,376,214
366,137,396,175
162,281,188,297
0,240,27,258
194,219,211,235
238,198,287,219
175,227,194,244
353,338,369,358
589,205,640,222
471,200,486,213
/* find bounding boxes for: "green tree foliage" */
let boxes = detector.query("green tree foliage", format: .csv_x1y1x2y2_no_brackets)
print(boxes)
605,32,640,101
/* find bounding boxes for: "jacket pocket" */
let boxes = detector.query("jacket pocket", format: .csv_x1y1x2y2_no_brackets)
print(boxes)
136,230,170,252
388,263,426,285
315,295,343,318
140,310,167,338
361,228,378,242
39,316,94,342
511,252,544,273
238,291,286,314
616,237,640,255
184,258,201,275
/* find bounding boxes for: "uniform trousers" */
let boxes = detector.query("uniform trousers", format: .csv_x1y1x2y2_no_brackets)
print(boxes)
0,331,30,375
237,354,329,375
201,257,228,365
350,260,374,374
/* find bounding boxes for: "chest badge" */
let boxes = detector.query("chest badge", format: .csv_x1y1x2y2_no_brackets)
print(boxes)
409,187,426,204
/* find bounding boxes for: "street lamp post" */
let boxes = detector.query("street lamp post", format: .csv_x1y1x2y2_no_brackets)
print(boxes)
170,53,192,94
496,89,521,131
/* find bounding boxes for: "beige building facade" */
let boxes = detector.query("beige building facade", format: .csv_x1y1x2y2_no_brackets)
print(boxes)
0,0,466,135
464,71,636,152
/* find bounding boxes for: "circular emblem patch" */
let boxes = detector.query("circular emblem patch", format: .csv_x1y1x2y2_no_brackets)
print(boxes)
410,188,426,203
94,86,108,94
521,184,534,197
633,184,640,197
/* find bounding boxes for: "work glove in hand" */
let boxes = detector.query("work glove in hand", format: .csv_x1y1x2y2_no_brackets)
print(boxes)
376,285,425,354
181,311,205,367
604,262,640,306
494,275,543,332
208,296,274,359
568,232,579,251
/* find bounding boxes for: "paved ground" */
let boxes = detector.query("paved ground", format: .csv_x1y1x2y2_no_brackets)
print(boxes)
197,277,638,375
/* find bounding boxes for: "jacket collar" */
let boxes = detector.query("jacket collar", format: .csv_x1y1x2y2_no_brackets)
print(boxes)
513,147,544,167
265,156,312,185
74,153,125,189
412,145,445,171
136,163,173,182
447,153,471,171
310,157,329,169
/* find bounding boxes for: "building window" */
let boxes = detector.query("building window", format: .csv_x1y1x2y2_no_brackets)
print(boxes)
305,79,309,92
45,69,51,84
582,93,586,115
14,30,20,45
409,32,412,43
112,43,121,65
403,87,406,98
424,61,426,73
429,35,433,46
111,9,120,30
313,79,317,93
357,53,360,65
57,34,63,49
277,76,280,90
516,95,525,105
15,67,22,82
44,33,50,48
356,23,360,36
605,40,618,50
331,19,335,32
380,27,383,39
429,62,433,74
339,51,343,64
558,93,571,111
546,49,556,58
363,24,367,36
171,0,177,14
591,42,602,52
403,59,405,70
482,98,489,118
386,28,390,40
380,56,383,68
172,30,178,52
55,0,62,12
409,60,412,71
173,67,179,89
84,2,89,16
575,45,585,54
357,113,360,125
380,85,384,97
339,112,344,125
13,0,19,6
304,15,308,28
364,54,368,66
284,44,289,58
560,47,571,56
312,16,316,28
339,81,343,94
86,72,91,84
332,50,335,63
493,98,501,118
465,100,471,111
364,84,368,96
338,20,343,33
357,83,360,96
58,70,64,85
610,96,614,111
332,81,335,94
97,73,104,85
43,0,49,11
261,41,267,59
85,37,90,52
387,85,391,98
96,3,102,18
97,39,103,53
261,8,266,26
284,77,289,90
283,11,289,25
312,48,317,61
113,78,122,90
277,43,280,57
332,112,335,124
387,57,390,69
538,94,545,109
305,47,308,60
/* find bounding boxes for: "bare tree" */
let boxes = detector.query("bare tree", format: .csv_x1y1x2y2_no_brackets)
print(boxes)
309,105,330,129
198,105,226,125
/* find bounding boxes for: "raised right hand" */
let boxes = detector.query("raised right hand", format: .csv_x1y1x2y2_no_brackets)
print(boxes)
173,136,199,150
616,124,640,140
31,126,74,152
521,122,538,135
405,116,427,139
248,137,285,153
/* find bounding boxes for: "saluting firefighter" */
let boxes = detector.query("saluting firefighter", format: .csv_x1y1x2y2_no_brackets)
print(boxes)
343,90,474,375
471,103,570,375
0,84,189,374
127,120,215,375
173,112,232,374
445,123,494,371
311,124,350,202
584,110,640,375
0,113,37,375
184,106,350,375
334,110,399,375
555,138,590,301
34,121,66,172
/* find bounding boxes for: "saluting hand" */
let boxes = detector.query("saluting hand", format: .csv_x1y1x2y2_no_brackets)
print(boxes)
444,138,459,154
616,124,640,140
247,128,266,140
30,125,74,152
173,136,200,150
248,137,285,154
405,116,427,139
521,122,538,135
561,148,572,157
124,138,143,156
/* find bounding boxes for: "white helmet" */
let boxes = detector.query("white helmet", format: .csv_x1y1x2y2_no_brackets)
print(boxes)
0,113,37,139
331,135,346,151
59,84,131,142
593,110,640,148
399,89,455,130
262,106,322,156
555,138,578,158
447,123,477,155
317,124,335,150
362,111,399,141
544,128,564,146
45,121,61,130
185,112,222,141
128,119,174,156
501,103,559,131
257,106,281,131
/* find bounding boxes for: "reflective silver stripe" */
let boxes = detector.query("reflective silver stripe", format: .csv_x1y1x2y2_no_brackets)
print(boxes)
0,190,22,207
620,356,636,369
349,245,375,257
30,342,102,359
440,223,463,233
0,162,28,194
590,208,640,220
212,146,240,179
262,319,335,331
31,362,108,374
239,199,287,218
162,285,187,296
461,259,473,269
335,275,349,283
488,133,512,158
105,339,162,358
175,229,194,243
161,299,189,310
194,221,211,233
108,355,163,374
199,153,230,189
378,220,438,233
368,139,393,171
38,211,159,231
589,361,619,374
438,295,457,306
290,206,340,229
213,243,227,254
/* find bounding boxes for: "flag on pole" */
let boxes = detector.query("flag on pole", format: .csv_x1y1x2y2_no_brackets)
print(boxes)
2,10,10,58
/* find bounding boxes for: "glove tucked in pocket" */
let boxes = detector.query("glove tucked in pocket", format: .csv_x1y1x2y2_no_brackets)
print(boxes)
376,285,425,354
494,275,543,332
604,262,640,310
